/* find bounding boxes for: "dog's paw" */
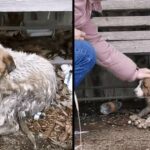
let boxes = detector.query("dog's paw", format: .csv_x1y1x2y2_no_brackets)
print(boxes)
129,114,140,122
128,114,144,127
128,115,150,129
136,118,150,129
135,118,146,128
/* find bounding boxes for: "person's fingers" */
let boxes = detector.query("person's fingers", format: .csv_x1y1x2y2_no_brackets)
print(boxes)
79,37,85,40
75,36,85,40
80,31,86,37
144,73,150,78
75,29,86,40
137,72,150,79
140,68,150,73
145,69,150,73
142,74,150,78
137,68,149,79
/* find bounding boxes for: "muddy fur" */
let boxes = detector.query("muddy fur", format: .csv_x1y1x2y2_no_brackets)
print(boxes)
0,44,57,148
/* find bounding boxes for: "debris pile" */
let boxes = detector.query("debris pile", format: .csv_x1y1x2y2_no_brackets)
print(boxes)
27,106,72,149
25,62,72,149
0,29,72,59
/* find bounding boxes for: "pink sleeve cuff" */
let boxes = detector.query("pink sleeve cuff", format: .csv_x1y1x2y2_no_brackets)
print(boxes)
129,68,139,82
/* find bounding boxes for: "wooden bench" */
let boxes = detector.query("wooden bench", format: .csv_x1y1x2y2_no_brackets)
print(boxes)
92,0,150,54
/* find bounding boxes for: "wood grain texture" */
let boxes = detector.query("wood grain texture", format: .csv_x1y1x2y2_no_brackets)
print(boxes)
101,0,150,10
92,16,150,27
0,0,72,12
100,31,150,41
109,40,150,53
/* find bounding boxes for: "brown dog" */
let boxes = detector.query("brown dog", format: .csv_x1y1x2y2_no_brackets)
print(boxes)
0,46,16,77
129,78,150,128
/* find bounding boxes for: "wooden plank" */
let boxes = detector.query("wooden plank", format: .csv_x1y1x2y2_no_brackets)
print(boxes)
109,40,150,53
0,0,72,12
0,25,72,30
101,0,150,11
92,16,150,27
100,31,150,41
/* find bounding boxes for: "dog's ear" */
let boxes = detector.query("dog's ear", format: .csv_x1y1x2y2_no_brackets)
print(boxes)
3,54,16,73
143,88,149,96
143,79,150,96
147,82,150,96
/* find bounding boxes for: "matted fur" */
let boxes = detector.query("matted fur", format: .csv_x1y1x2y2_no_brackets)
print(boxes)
0,44,57,135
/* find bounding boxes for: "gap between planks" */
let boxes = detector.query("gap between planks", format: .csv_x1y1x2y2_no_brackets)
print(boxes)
92,16,150,27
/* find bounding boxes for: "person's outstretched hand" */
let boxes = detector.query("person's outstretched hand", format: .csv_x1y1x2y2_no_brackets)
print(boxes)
75,28,86,40
136,68,150,79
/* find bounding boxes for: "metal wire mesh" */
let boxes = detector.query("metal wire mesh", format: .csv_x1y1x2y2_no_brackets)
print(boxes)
76,55,150,101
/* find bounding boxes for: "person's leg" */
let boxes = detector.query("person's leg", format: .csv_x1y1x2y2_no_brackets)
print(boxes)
74,40,96,89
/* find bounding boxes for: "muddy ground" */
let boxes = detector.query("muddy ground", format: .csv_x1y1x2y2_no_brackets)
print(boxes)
0,134,72,150
0,133,65,150
75,99,150,150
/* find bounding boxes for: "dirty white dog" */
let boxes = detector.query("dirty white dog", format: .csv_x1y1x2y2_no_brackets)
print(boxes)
129,78,150,129
0,44,57,149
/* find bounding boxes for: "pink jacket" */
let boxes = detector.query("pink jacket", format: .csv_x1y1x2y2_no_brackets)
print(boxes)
75,0,138,82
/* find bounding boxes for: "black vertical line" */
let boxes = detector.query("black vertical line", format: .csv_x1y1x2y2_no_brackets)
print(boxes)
72,0,75,148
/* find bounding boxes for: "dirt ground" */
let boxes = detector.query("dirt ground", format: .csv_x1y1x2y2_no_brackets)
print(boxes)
0,132,69,150
75,99,150,150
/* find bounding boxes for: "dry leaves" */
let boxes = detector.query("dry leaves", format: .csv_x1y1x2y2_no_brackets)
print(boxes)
26,106,72,149
55,65,71,103
27,106,72,142
26,65,72,149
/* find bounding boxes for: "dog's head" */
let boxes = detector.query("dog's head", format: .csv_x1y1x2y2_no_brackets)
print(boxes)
134,78,150,98
0,46,16,78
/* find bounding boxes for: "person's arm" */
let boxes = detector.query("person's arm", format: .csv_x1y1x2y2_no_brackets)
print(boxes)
77,20,150,81
75,0,150,81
